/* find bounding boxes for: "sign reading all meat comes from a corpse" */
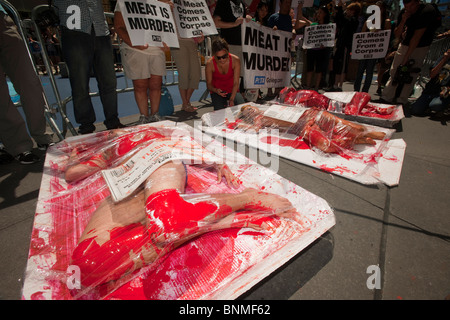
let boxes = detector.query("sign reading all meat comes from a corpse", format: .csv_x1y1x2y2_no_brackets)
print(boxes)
351,30,391,60
117,0,179,48
242,20,291,89
173,0,217,38
302,23,336,49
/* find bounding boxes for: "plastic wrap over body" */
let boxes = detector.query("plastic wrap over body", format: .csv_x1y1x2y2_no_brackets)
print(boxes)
201,103,406,186
279,88,404,127
228,104,389,159
22,122,335,300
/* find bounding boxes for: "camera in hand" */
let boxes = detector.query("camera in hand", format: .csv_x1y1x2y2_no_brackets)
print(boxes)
392,59,421,85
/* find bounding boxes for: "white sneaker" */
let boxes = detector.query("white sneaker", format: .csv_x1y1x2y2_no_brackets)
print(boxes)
149,113,164,122
138,114,149,124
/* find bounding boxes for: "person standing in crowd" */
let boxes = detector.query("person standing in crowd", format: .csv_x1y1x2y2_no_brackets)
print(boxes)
381,0,442,105
54,0,124,134
171,31,204,113
410,49,450,118
28,35,46,74
43,26,61,75
267,0,307,97
253,0,270,26
0,5,53,164
327,0,361,92
109,26,123,72
114,1,171,124
354,0,391,93
205,38,244,110
213,0,251,61
302,5,331,91
213,0,252,97
267,0,293,32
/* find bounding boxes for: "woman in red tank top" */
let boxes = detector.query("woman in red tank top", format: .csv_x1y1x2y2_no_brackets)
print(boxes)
206,38,245,110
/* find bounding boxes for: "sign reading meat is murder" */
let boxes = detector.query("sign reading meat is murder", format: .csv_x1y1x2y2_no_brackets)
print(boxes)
351,30,391,60
173,0,217,38
241,20,291,89
117,0,179,48
302,23,336,49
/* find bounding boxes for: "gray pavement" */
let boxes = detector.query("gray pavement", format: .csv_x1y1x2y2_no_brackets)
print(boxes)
0,81,449,300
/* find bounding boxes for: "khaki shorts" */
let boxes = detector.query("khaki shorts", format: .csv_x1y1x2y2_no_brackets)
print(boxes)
171,38,201,89
120,44,166,80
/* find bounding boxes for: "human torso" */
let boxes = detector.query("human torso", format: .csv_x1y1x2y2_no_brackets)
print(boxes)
400,4,440,47
268,13,292,32
211,54,234,93
214,0,246,45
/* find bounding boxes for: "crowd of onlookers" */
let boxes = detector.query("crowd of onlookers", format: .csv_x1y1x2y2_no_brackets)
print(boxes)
211,0,448,115
1,0,449,166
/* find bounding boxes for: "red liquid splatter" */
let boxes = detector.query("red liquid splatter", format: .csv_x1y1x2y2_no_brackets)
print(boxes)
261,136,310,150
319,164,358,175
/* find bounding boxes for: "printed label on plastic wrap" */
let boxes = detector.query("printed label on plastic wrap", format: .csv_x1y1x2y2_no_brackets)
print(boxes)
102,138,220,202
263,104,306,123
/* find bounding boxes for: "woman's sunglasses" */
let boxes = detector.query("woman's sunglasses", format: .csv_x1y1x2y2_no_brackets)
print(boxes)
216,53,228,60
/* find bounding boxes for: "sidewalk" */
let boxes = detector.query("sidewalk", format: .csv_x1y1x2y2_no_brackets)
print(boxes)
0,80,449,300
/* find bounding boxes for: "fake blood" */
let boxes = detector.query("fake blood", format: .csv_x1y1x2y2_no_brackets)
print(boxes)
116,130,165,156
71,222,148,287
145,189,232,236
71,189,235,287
261,136,310,150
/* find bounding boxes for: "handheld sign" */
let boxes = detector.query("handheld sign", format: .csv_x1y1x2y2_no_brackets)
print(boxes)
173,0,217,38
302,23,336,49
118,0,179,48
351,30,391,60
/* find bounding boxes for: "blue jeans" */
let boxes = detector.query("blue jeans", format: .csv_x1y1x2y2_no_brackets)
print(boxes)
354,59,377,92
61,27,119,132
211,92,245,111
410,93,450,116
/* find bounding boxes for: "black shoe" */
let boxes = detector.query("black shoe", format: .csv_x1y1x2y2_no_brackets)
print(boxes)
324,86,340,92
37,142,55,151
107,122,126,130
0,148,14,165
15,151,40,164
78,128,95,135
78,124,96,135
374,98,392,104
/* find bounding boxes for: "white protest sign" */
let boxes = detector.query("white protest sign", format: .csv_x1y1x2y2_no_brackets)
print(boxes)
294,0,314,8
173,0,217,38
241,20,291,89
102,138,220,202
351,30,391,60
302,23,336,49
117,0,179,48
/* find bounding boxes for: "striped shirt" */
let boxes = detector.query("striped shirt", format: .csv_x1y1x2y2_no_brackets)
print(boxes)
54,0,109,36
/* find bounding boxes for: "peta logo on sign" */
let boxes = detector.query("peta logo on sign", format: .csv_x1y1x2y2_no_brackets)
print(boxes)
254,76,265,85
152,35,162,42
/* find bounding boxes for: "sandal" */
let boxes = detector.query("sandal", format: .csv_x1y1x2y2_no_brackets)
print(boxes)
181,104,197,113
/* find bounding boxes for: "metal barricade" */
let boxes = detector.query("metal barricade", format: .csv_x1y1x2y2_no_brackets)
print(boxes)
30,4,78,138
290,36,305,90
26,9,182,137
1,0,66,140
416,36,450,88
